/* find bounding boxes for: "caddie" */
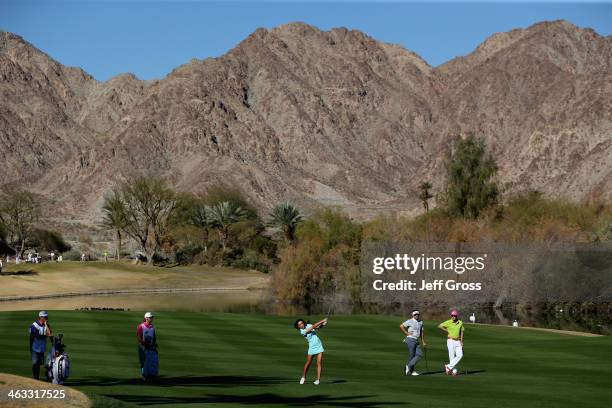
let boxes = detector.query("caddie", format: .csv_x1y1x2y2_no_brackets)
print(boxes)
29,310,52,380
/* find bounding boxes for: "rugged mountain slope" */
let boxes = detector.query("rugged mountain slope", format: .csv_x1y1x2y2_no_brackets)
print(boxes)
0,31,145,187
0,20,610,227
435,20,612,199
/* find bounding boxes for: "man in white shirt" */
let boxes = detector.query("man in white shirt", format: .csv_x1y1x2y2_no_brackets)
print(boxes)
400,310,426,376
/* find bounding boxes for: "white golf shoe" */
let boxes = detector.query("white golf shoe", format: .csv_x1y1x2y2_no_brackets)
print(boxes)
411,371,419,376
405,365,410,376
445,364,451,375
313,379,320,385
299,377,305,384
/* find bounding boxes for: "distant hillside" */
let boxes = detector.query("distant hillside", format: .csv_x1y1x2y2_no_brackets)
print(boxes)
1,20,610,229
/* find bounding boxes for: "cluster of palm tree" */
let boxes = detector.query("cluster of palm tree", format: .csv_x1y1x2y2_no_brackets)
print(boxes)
175,197,303,249
101,177,304,264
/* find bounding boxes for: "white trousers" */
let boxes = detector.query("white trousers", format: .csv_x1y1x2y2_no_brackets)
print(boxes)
447,339,463,369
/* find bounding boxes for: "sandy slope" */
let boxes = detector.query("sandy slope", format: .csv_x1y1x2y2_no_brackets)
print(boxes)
0,373,90,408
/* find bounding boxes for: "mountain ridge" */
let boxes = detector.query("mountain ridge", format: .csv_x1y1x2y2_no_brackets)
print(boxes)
0,20,610,229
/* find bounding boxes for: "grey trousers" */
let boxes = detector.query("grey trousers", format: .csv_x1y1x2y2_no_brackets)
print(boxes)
406,337,423,370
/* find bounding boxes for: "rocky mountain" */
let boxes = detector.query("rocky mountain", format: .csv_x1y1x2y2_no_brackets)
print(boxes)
0,20,610,229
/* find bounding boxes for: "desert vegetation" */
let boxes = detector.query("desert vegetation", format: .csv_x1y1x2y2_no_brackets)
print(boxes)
2,136,610,306
100,180,282,272
272,136,612,306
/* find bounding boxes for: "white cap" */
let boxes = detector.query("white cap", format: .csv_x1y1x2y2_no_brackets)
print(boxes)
412,310,420,316
144,312,154,318
39,311,48,317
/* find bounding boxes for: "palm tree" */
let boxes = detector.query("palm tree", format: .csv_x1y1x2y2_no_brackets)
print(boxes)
101,190,129,260
419,181,433,213
207,201,247,249
175,193,210,251
269,202,302,242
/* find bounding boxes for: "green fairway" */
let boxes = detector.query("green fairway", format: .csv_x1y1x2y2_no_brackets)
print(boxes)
1,311,611,407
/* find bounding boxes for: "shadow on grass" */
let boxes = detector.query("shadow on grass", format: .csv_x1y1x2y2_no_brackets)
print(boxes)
415,370,446,376
0,270,37,276
105,393,401,407
70,375,294,387
464,370,485,375
413,369,485,376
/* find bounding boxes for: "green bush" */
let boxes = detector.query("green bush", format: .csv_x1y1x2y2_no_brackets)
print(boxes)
63,249,83,261
200,242,223,266
231,249,271,273
173,243,203,264
273,208,361,306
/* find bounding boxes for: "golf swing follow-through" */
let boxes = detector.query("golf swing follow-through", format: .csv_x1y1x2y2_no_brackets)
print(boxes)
294,315,328,385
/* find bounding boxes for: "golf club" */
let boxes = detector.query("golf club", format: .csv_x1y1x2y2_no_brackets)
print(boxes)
323,306,332,326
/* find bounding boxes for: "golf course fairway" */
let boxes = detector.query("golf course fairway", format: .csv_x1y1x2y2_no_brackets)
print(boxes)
0,311,610,407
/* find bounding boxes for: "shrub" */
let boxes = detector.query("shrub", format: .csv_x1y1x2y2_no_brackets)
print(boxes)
231,249,271,273
62,249,83,261
273,208,361,306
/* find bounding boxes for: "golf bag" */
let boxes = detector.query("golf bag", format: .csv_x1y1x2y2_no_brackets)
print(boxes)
46,334,70,384
143,347,159,379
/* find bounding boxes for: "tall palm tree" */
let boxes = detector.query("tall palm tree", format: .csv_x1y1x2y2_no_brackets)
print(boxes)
207,201,247,249
269,202,302,242
101,190,129,260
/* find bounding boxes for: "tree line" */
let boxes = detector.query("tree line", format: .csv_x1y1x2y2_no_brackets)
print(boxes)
3,134,610,306
101,180,303,271
0,181,303,272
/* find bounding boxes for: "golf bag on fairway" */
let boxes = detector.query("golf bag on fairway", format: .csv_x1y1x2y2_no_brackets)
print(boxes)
46,334,70,384
143,347,159,379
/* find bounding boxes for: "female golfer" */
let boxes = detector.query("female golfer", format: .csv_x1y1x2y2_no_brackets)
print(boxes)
294,317,327,385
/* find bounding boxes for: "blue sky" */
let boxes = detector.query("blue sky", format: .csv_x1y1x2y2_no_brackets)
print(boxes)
1,1,611,81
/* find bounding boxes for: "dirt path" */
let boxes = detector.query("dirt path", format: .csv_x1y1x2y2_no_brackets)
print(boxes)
0,373,90,408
